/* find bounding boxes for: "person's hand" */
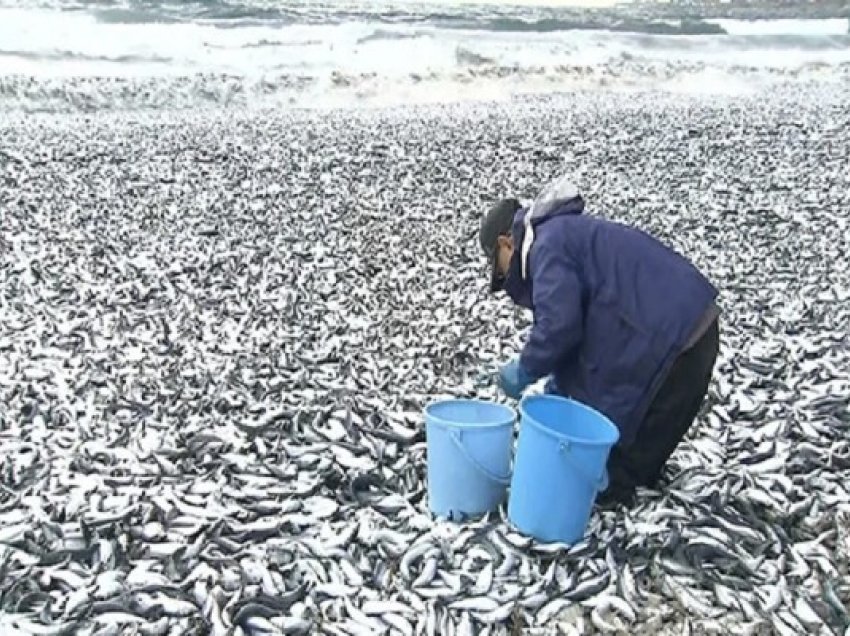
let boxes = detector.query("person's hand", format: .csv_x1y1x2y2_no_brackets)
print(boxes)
498,359,535,399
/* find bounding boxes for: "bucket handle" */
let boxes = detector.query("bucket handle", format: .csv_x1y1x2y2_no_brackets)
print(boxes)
558,441,609,492
449,430,511,486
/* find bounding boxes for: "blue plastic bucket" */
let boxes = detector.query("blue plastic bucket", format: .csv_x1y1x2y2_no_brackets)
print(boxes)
425,399,516,521
508,395,620,543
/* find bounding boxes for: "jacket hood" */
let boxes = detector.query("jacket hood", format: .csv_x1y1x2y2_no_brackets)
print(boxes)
502,175,584,307
510,193,585,237
523,174,584,224
502,192,584,309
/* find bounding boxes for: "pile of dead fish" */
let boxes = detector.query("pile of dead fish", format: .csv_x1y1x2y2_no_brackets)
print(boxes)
1,87,849,636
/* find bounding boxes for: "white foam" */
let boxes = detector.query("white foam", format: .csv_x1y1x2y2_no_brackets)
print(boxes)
1,6,848,110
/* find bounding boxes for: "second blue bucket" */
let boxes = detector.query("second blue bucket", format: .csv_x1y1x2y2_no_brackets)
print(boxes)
508,395,620,544
425,399,516,521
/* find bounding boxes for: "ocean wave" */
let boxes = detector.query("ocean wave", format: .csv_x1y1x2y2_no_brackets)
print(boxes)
0,48,173,65
91,2,297,25
442,17,727,36
10,0,850,36
25,1,729,37
2,2,850,112
205,38,323,50
356,29,424,45
91,7,181,25
84,1,444,27
2,13,849,85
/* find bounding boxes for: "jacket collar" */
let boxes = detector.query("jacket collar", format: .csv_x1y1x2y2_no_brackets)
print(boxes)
501,195,585,309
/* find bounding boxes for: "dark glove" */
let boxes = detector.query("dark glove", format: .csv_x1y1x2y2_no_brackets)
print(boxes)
498,359,536,399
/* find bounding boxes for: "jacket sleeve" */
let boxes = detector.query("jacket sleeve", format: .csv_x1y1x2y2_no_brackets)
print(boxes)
519,243,583,378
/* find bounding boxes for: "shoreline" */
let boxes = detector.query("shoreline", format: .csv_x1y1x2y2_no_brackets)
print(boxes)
2,79,848,125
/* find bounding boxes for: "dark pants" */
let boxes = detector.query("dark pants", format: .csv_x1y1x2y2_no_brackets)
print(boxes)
601,318,720,503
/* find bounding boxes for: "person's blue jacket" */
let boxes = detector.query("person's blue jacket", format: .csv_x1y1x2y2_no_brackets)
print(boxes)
502,190,718,446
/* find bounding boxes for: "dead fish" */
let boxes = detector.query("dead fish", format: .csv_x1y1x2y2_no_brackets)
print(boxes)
2,85,848,636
